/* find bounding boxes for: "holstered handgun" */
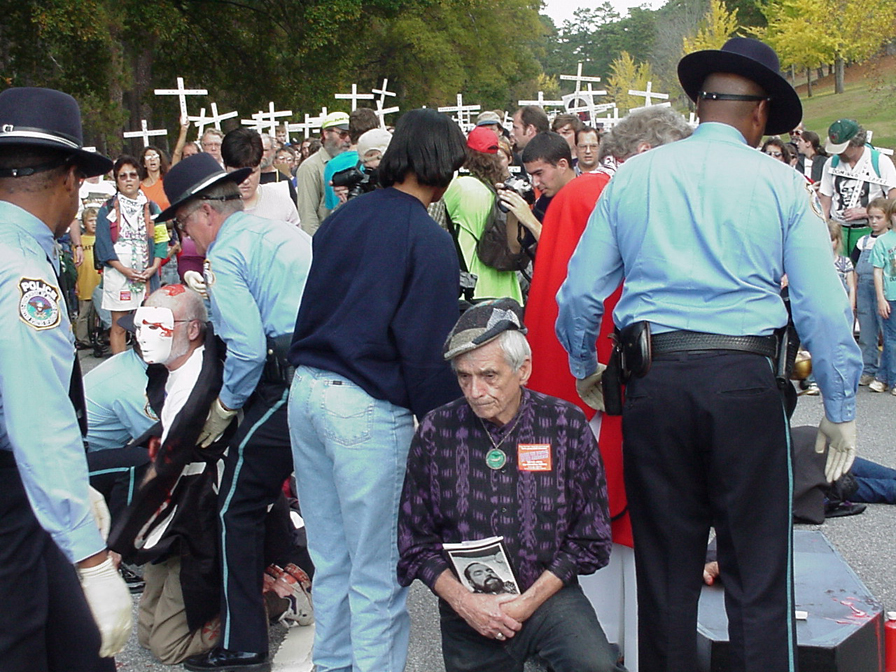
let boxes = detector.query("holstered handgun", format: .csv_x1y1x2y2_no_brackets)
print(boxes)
602,321,652,416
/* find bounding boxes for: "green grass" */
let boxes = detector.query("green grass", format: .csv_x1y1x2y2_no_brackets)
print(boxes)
795,57,896,149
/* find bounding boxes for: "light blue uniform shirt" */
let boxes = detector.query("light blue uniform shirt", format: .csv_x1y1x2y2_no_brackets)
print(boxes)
205,210,312,409
85,349,157,451
556,122,861,423
0,201,104,563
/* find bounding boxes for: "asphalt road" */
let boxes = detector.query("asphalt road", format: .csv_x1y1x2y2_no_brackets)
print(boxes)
80,351,896,671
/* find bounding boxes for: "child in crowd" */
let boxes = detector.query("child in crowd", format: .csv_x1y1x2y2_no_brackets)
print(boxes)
801,221,856,396
853,197,891,387
871,198,896,393
75,207,102,349
830,220,857,310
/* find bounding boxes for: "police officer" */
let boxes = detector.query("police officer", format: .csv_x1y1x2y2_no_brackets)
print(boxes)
557,39,862,671
154,153,312,672
0,87,133,671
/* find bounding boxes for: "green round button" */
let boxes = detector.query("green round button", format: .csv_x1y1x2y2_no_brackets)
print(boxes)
486,448,507,470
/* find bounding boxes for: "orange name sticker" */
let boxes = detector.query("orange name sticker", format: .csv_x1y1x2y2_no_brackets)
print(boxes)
518,443,552,472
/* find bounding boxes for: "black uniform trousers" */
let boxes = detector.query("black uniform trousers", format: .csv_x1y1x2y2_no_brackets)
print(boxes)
217,381,294,655
622,351,797,672
0,452,114,672
87,445,151,527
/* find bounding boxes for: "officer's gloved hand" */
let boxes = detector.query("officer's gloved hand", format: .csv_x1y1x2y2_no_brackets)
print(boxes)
198,398,237,448
183,270,208,299
77,556,133,657
88,486,111,542
815,417,857,482
575,364,607,412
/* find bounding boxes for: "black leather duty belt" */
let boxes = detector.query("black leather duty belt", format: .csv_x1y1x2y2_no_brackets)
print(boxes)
651,331,778,358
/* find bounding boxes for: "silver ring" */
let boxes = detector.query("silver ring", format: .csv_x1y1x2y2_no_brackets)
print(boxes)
495,633,505,641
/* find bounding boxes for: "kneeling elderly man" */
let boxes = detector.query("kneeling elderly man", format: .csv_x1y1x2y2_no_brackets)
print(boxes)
398,299,626,672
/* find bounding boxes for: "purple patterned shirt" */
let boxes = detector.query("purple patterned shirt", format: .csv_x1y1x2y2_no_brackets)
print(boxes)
397,388,612,593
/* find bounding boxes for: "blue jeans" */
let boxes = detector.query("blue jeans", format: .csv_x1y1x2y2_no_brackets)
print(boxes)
288,366,412,672
880,302,896,386
852,457,896,504
856,278,882,377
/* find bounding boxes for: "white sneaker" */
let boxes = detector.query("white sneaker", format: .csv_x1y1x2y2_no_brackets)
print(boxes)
860,373,875,386
869,380,888,393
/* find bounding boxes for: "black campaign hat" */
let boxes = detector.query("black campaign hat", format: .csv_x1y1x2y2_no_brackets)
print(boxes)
155,153,251,221
678,37,802,136
0,87,113,178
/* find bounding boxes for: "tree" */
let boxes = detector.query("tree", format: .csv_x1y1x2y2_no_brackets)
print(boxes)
682,0,740,54
607,51,657,113
756,0,831,96
758,0,895,94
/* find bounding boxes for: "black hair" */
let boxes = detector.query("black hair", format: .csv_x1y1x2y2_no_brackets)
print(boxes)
139,145,170,180
349,108,380,144
378,109,466,189
222,127,263,169
113,154,141,176
521,131,573,167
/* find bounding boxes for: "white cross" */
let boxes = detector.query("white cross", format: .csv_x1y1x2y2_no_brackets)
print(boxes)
154,77,208,120
372,78,397,108
123,119,168,147
559,62,603,95
503,111,513,131
517,91,566,109
563,83,609,122
438,94,482,132
334,84,374,112
688,112,699,128
239,116,267,132
287,119,311,140
243,102,293,136
375,100,400,129
190,102,238,134
627,81,670,108
600,106,621,129
867,132,894,156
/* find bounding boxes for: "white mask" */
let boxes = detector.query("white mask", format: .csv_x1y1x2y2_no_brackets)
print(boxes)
135,306,175,364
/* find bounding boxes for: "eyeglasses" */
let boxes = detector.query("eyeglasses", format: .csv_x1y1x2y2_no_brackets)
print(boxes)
174,195,241,231
144,153,160,160
766,151,783,158
117,171,139,180
325,128,350,139
201,142,222,149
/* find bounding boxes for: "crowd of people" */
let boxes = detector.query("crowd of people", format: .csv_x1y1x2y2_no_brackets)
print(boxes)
0,35,888,672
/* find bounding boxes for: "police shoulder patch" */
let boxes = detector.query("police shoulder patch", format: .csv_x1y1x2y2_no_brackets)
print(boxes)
805,180,825,221
18,277,61,330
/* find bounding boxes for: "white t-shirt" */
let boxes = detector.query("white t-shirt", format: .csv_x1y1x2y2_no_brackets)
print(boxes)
245,182,300,226
161,346,205,444
819,146,896,222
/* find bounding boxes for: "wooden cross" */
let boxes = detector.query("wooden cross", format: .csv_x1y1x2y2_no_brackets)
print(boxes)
190,102,238,135
154,77,208,120
334,84,374,111
867,131,894,156
375,100,400,129
287,120,311,140
627,81,670,108
372,78,397,107
559,62,603,95
517,91,566,109
123,119,168,147
438,94,481,132
243,102,293,136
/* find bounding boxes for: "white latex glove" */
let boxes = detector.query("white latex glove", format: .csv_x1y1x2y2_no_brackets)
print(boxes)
575,364,607,412
815,417,857,483
197,398,237,448
183,270,208,299
77,557,133,657
88,486,111,542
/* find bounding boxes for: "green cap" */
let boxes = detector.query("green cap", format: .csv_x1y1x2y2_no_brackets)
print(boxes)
825,119,860,154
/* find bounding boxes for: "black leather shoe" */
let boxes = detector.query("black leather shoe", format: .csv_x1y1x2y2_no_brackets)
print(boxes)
183,648,270,672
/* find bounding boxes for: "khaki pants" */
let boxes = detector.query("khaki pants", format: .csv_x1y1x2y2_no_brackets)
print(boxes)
138,557,220,665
